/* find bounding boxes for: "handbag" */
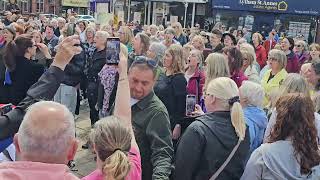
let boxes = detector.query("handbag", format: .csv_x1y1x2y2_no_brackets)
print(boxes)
210,139,241,180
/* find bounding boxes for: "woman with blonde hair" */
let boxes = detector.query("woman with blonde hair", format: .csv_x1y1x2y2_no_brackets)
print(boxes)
239,42,260,72
173,22,188,46
241,50,260,83
294,40,310,66
185,49,206,104
83,52,141,180
155,44,187,142
192,35,205,51
204,53,230,88
118,26,134,53
174,77,250,180
309,43,320,63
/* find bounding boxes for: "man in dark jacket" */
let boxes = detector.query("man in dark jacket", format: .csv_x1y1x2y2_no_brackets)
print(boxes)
86,48,106,126
44,25,59,57
129,60,173,180
0,35,82,142
210,29,224,53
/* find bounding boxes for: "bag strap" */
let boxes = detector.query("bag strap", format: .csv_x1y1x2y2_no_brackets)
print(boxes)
210,139,241,180
195,76,201,104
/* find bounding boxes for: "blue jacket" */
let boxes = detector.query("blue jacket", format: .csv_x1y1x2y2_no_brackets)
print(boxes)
244,106,268,154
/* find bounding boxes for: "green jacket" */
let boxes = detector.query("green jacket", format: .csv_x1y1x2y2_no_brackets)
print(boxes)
132,91,173,180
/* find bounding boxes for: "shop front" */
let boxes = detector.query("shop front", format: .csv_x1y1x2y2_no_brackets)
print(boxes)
211,0,320,43
61,0,90,15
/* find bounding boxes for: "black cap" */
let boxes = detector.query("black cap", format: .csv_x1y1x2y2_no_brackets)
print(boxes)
222,33,237,45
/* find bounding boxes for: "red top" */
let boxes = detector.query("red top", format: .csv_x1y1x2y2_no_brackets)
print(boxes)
255,45,267,69
286,51,300,73
186,69,206,103
231,71,248,87
263,39,277,55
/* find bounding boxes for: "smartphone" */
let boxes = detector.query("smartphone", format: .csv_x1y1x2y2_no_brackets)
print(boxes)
66,23,75,37
106,37,120,65
186,95,196,116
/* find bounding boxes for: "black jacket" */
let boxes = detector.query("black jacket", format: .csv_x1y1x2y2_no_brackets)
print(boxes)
87,49,106,83
62,47,86,87
1,57,44,105
0,46,7,103
0,66,64,140
174,112,250,180
154,73,187,129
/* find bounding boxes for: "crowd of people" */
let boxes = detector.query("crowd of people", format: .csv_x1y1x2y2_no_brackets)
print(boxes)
0,10,320,180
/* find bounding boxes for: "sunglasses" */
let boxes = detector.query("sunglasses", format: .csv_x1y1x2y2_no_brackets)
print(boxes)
133,56,157,69
295,44,301,48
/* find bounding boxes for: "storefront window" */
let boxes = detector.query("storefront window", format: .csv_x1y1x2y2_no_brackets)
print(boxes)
0,0,7,12
37,0,44,13
20,0,29,13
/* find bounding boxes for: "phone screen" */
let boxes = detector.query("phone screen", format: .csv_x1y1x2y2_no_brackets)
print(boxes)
106,37,120,65
66,23,75,37
186,95,196,116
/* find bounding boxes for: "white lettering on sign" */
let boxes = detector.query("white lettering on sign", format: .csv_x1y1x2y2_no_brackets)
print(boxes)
239,0,257,5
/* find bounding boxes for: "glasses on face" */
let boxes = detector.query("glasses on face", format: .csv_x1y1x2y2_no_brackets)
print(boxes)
295,44,301,48
133,56,157,69
268,57,278,62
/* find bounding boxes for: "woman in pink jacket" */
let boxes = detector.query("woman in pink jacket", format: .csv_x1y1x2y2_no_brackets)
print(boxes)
82,51,141,180
185,49,206,104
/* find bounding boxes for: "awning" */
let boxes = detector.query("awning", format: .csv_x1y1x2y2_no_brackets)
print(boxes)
212,0,320,16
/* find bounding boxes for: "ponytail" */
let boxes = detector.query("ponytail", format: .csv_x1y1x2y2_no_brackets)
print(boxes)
3,40,17,71
103,149,131,180
230,101,246,141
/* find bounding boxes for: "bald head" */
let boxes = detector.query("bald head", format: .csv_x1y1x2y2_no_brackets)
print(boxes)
15,101,76,164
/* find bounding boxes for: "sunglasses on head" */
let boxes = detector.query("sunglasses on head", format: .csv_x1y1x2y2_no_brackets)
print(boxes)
133,56,157,69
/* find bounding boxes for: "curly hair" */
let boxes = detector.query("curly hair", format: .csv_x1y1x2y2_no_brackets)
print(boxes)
268,93,320,175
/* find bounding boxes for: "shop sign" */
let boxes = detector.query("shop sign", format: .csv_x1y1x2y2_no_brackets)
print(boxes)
62,0,89,7
212,0,320,16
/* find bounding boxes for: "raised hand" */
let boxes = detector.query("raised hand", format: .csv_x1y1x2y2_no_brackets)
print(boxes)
51,35,82,70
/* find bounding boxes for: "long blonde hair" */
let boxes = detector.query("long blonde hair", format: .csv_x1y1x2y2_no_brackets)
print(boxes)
206,77,246,140
90,116,132,180
166,44,184,74
120,26,134,45
205,53,230,89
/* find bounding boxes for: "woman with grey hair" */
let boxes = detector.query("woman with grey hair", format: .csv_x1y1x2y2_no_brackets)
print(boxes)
294,40,310,66
239,81,267,154
261,49,288,108
147,42,166,67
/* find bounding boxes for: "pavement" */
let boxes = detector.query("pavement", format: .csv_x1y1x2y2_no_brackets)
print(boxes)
72,104,96,178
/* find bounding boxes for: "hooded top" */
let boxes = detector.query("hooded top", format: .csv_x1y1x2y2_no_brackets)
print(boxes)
243,106,268,154
241,140,320,180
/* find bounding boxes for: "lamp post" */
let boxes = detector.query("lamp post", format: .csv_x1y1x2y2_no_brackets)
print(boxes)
184,2,188,28
144,0,148,25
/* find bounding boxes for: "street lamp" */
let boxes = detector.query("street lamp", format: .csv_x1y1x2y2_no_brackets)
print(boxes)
184,2,188,28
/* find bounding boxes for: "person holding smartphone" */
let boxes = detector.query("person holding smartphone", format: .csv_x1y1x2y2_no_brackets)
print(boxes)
96,38,123,117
